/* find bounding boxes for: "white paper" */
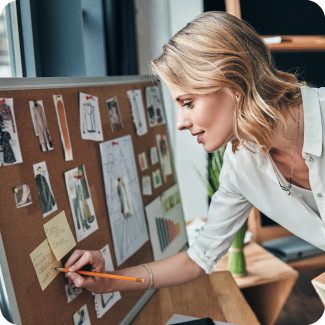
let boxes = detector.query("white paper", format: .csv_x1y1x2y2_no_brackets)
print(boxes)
65,284,82,303
138,152,148,171
127,89,148,136
93,245,121,318
152,169,162,189
156,133,173,183
14,184,33,208
99,135,149,266
33,161,58,218
145,87,166,127
150,146,159,165
145,184,187,261
0,98,23,166
53,95,73,161
79,92,103,141
64,165,99,242
73,304,91,325
29,100,53,152
106,96,123,133
142,176,152,196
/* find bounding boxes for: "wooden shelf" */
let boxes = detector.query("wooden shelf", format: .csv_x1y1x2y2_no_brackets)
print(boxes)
215,242,298,325
263,35,325,52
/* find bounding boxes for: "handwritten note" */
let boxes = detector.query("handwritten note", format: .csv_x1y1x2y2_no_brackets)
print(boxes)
30,239,62,291
44,211,77,261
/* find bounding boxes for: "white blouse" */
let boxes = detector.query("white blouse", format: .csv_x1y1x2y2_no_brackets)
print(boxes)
187,86,325,274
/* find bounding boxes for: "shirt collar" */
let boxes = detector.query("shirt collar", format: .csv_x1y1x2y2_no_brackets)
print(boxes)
301,86,323,157
255,86,323,180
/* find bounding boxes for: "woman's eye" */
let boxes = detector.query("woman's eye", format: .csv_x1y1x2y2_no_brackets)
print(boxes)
182,101,193,108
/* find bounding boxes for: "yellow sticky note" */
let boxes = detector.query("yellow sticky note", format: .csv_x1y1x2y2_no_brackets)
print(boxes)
30,238,62,291
44,211,77,261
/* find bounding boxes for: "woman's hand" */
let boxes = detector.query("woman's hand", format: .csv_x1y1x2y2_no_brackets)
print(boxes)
65,249,112,294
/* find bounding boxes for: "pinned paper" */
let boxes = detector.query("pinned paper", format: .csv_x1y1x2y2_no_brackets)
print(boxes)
30,239,62,291
142,175,152,195
138,152,148,171
127,89,148,136
44,211,77,261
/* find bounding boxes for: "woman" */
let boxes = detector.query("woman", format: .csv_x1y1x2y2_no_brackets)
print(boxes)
65,11,325,293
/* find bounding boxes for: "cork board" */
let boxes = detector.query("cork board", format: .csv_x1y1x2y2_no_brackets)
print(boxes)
0,77,183,325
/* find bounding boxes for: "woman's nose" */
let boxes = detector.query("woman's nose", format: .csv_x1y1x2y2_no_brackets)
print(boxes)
177,110,192,131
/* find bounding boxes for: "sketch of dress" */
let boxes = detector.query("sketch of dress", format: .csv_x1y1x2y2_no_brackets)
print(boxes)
32,103,51,148
0,102,15,133
83,103,98,134
68,175,90,231
0,114,4,165
35,174,56,214
2,131,16,164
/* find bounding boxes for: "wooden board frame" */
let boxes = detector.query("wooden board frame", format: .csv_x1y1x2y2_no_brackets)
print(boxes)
0,76,187,325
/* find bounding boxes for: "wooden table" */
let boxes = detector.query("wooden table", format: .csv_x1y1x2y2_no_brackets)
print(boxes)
215,242,298,325
132,271,260,325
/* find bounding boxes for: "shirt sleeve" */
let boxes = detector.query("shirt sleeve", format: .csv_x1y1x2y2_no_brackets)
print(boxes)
187,147,253,274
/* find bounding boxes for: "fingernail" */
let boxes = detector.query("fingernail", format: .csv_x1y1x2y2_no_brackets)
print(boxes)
69,266,75,272
68,272,76,280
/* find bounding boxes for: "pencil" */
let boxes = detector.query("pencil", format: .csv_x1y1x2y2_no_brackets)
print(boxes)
55,268,144,283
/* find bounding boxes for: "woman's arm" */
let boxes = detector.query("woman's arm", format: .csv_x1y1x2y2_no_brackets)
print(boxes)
65,250,205,294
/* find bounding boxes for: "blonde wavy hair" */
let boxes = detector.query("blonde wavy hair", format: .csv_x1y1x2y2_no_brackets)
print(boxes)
151,11,304,154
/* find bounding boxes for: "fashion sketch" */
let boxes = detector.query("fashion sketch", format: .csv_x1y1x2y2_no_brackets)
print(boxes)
145,87,166,127
156,133,173,183
72,305,90,325
99,135,149,266
114,177,133,220
126,90,148,136
14,184,32,208
106,96,123,132
0,98,23,166
93,244,121,318
65,283,82,303
64,165,98,242
79,92,103,141
29,100,53,152
53,95,73,161
33,161,58,218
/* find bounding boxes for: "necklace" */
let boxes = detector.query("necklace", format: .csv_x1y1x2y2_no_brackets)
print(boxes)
271,104,300,195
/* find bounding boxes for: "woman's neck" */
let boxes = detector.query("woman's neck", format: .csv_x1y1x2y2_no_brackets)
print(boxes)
270,103,304,158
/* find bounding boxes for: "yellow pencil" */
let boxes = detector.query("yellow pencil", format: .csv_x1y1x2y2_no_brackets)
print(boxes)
55,268,144,283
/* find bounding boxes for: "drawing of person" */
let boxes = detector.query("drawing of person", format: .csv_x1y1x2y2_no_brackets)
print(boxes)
108,99,123,132
116,177,133,218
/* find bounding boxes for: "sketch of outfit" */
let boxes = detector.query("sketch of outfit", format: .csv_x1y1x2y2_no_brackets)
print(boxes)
83,103,99,134
35,173,55,214
0,102,15,133
2,131,16,164
56,98,72,160
78,166,90,200
68,176,90,230
0,114,4,165
117,180,132,218
33,103,52,149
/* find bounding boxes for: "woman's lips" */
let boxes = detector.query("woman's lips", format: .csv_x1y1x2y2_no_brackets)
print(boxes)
196,132,205,144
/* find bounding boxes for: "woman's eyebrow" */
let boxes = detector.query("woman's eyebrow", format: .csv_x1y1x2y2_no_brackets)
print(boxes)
175,94,193,101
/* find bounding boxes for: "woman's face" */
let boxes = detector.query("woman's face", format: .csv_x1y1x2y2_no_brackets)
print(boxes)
168,85,239,153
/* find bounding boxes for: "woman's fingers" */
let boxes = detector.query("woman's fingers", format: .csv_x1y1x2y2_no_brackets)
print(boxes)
65,250,104,272
65,249,86,269
67,272,85,288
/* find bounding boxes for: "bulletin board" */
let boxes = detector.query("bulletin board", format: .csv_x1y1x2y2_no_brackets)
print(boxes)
0,76,187,325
